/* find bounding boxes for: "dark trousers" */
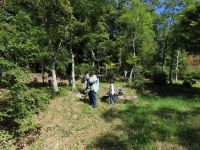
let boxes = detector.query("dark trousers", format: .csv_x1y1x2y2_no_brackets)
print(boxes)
109,94,115,104
89,91,97,108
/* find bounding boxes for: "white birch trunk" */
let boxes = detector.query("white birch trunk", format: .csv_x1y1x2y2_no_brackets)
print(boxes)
51,40,62,92
71,49,76,89
91,50,95,67
133,38,136,58
52,61,59,92
129,36,136,83
129,67,134,83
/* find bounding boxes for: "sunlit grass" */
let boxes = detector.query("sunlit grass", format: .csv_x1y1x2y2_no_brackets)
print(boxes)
2,81,199,149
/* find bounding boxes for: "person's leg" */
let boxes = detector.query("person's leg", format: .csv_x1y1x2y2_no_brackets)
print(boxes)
109,95,112,104
88,91,92,105
109,95,114,104
91,91,97,108
111,95,115,103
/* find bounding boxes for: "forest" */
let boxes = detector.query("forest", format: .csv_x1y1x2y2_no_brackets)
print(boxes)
0,0,200,149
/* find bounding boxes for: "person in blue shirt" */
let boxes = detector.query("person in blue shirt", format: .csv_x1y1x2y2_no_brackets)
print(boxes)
88,71,99,108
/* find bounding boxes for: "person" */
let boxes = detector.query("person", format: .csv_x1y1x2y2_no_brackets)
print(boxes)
109,79,115,106
117,87,137,101
48,74,52,86
118,88,124,96
88,71,99,108
82,71,90,94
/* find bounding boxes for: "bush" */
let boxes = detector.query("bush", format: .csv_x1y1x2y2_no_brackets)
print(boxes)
4,83,49,135
152,66,167,86
183,80,192,88
0,58,28,86
130,72,144,89
0,58,49,136
129,66,145,90
182,66,200,80
182,79,196,88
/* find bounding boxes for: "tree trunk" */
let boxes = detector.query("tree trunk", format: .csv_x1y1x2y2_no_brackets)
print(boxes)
52,60,59,92
133,36,136,58
70,47,76,89
175,50,180,81
169,42,176,85
162,36,168,71
105,64,107,75
129,36,136,83
118,49,122,69
42,63,45,84
129,67,134,83
91,50,95,67
51,40,62,92
98,61,100,74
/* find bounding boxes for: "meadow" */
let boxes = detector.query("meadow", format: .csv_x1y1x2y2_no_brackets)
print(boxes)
1,81,198,150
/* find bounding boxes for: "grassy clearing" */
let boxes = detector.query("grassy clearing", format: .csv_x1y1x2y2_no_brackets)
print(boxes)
1,81,200,150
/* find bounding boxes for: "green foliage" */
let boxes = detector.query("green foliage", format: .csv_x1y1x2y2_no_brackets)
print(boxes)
0,83,49,135
152,66,167,86
129,65,145,89
131,74,145,90
0,58,50,136
175,2,200,51
182,66,200,80
75,63,98,75
0,58,28,86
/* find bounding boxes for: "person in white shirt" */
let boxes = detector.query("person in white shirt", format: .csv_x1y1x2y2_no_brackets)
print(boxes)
88,71,99,108
109,79,115,105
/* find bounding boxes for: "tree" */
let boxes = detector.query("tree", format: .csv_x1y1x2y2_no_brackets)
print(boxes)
31,0,73,92
175,2,200,52
116,0,156,83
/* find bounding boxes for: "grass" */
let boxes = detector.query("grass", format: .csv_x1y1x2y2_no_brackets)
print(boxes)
1,81,200,150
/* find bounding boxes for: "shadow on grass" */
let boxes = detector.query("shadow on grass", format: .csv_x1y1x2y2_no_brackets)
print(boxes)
87,133,129,150
89,103,200,149
79,97,91,105
154,106,200,150
138,83,200,101
26,81,68,88
178,127,200,150
155,106,200,121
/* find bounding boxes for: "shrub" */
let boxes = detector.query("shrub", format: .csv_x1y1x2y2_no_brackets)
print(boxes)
5,83,48,135
182,78,196,88
0,58,49,136
131,76,145,90
0,58,28,86
152,66,167,86
183,80,192,88
129,66,145,90
182,66,200,80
